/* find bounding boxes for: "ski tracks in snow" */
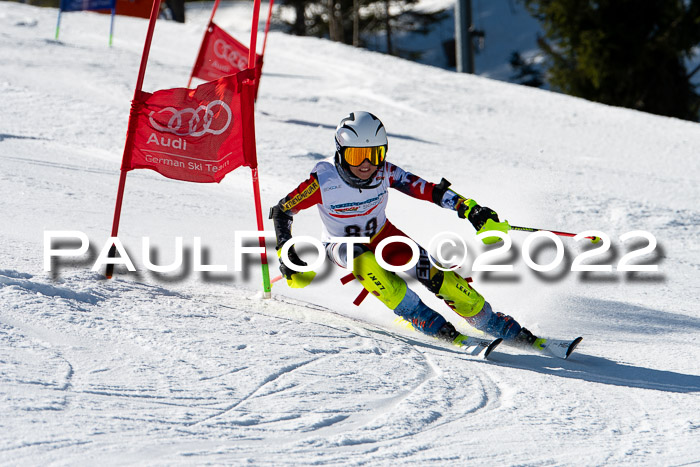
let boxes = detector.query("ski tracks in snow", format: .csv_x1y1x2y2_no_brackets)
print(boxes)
2,268,698,464
0,270,505,464
182,292,506,462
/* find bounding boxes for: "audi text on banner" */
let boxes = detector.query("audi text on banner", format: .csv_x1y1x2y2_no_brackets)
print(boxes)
124,70,257,183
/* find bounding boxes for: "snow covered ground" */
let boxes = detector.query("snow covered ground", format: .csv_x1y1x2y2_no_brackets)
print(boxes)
1,1,699,465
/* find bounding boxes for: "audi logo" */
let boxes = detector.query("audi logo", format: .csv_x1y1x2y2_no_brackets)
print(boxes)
148,100,233,137
213,39,248,70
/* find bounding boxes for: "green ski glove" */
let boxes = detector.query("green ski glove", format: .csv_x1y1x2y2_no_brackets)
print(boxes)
462,203,511,244
277,248,316,288
477,218,512,244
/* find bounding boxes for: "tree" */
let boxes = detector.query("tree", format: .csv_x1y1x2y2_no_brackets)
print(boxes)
277,0,445,59
520,0,700,120
281,0,308,36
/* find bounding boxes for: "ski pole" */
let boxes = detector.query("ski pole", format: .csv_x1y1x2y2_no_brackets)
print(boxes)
509,225,601,243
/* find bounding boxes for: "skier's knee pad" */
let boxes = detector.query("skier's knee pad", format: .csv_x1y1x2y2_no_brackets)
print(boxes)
436,271,485,318
353,251,407,310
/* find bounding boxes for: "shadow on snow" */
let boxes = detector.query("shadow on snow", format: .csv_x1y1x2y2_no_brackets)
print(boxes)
489,351,700,394
369,327,700,394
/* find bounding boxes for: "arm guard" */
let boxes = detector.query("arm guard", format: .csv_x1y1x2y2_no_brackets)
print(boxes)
431,178,452,205
432,178,478,219
268,203,293,250
268,173,322,249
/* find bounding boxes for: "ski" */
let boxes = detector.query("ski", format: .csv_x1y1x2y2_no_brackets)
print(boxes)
528,336,583,359
452,334,503,359
394,317,502,359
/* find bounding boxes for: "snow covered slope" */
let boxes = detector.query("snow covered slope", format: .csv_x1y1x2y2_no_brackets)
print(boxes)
1,2,699,465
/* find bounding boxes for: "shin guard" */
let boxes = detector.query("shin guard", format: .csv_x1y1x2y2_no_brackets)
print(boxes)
437,271,486,318
353,251,407,310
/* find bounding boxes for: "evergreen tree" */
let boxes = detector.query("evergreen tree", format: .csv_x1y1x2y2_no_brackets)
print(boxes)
520,0,700,120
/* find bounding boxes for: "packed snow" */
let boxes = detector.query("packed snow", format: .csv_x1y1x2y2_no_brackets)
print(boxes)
1,1,699,465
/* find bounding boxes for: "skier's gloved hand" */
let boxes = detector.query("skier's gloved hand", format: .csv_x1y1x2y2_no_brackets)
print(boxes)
467,204,499,231
277,246,316,289
278,245,303,279
461,203,510,244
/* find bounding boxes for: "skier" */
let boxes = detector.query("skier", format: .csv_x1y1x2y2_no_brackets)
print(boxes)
269,111,537,348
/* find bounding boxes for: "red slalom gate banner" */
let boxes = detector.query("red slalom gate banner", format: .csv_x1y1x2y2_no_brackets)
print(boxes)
188,0,274,98
107,0,272,297
190,23,263,98
125,69,256,183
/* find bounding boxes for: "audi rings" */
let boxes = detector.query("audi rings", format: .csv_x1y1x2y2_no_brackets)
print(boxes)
213,39,248,70
148,100,232,137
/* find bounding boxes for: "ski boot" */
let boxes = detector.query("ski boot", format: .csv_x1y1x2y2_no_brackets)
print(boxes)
436,321,476,347
436,321,460,342
512,327,546,351
436,321,502,357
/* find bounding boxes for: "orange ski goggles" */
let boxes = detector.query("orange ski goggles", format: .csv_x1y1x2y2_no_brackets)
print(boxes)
342,145,387,166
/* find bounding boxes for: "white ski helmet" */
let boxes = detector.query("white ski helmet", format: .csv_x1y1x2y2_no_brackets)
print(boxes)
334,111,388,189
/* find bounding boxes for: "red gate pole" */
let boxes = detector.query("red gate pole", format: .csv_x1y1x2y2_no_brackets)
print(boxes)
244,0,272,297
261,0,274,57
106,0,163,279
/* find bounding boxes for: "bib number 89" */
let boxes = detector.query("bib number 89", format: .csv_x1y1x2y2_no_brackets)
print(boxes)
345,218,378,238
